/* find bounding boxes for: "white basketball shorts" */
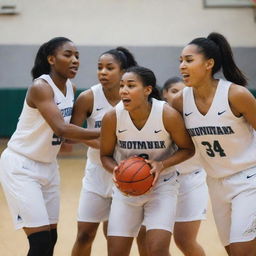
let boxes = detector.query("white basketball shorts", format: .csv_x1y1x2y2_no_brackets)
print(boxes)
108,171,179,237
77,159,113,222
207,166,256,246
0,148,60,229
176,169,208,222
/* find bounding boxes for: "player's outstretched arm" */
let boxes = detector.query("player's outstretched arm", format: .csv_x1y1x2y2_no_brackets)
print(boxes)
27,80,99,141
70,89,101,147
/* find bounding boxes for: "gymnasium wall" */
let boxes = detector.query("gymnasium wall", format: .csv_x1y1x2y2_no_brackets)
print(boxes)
1,0,256,137
1,45,256,89
1,86,255,138
1,0,255,46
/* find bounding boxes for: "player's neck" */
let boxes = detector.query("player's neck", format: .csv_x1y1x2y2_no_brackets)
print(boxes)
129,101,152,130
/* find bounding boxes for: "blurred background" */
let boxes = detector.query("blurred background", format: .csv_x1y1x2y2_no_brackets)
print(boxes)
0,0,256,138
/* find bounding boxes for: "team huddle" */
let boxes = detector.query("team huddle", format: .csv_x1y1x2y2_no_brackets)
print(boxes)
0,33,256,256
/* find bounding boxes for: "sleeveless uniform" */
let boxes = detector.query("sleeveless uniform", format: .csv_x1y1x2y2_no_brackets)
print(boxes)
108,99,179,237
183,79,256,245
0,74,74,229
77,84,114,222
175,154,208,222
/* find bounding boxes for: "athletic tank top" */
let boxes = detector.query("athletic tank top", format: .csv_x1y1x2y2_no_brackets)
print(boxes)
183,79,256,178
175,153,202,174
86,84,116,165
114,98,176,175
8,74,74,163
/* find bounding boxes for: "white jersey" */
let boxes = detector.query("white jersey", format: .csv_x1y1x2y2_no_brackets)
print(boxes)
8,74,74,163
183,79,256,178
86,83,115,165
175,153,202,174
114,98,176,175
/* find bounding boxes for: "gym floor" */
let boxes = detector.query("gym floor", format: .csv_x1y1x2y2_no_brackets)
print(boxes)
0,141,227,255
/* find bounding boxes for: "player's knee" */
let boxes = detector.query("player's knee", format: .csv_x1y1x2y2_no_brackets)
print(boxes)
108,245,130,256
175,236,204,255
76,229,97,246
231,251,256,256
147,240,169,255
230,244,256,256
27,231,52,256
174,234,193,249
147,245,169,256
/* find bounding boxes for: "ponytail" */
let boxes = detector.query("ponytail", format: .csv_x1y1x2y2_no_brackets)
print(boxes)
207,33,247,86
100,47,138,70
189,32,247,86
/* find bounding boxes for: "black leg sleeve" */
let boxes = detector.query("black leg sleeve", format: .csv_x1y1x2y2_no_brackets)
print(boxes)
27,231,51,256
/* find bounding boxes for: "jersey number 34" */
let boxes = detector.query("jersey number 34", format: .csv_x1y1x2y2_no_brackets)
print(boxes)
201,140,226,157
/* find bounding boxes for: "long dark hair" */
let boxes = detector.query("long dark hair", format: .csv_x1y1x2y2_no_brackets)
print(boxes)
189,32,247,86
100,46,137,70
125,66,161,100
31,37,72,79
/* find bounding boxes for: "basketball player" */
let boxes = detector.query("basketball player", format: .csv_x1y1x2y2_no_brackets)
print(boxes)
100,66,195,256
172,32,256,256
71,47,138,256
0,37,99,256
163,77,207,256
137,77,208,256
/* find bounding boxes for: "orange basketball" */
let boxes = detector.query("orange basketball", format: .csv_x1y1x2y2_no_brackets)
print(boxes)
115,156,154,196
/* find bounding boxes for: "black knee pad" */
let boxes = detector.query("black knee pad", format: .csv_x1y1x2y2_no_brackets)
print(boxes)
47,228,58,256
50,228,57,246
27,231,51,256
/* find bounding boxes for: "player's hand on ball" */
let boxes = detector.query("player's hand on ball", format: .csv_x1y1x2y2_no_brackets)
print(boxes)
112,165,119,187
115,156,153,196
145,160,165,186
113,160,126,187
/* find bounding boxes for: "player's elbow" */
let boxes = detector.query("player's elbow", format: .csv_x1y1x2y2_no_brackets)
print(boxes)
100,155,107,168
100,155,113,173
52,124,69,138
187,144,195,158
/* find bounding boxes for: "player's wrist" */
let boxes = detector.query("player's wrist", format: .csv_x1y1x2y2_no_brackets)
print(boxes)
160,161,166,170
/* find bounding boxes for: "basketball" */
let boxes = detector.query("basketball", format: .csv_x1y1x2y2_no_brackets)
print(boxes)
115,156,154,196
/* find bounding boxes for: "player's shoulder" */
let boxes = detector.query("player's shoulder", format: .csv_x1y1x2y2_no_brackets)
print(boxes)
163,102,182,120
29,78,53,96
77,83,101,100
171,90,184,114
104,108,116,119
229,83,255,101
229,83,256,115
72,89,94,114
101,109,116,127
32,77,50,88
74,87,93,107
77,88,93,99
26,78,54,107
229,83,252,95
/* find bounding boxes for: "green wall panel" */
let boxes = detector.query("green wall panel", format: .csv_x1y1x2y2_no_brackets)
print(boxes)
0,89,26,137
0,88,255,137
0,89,85,137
